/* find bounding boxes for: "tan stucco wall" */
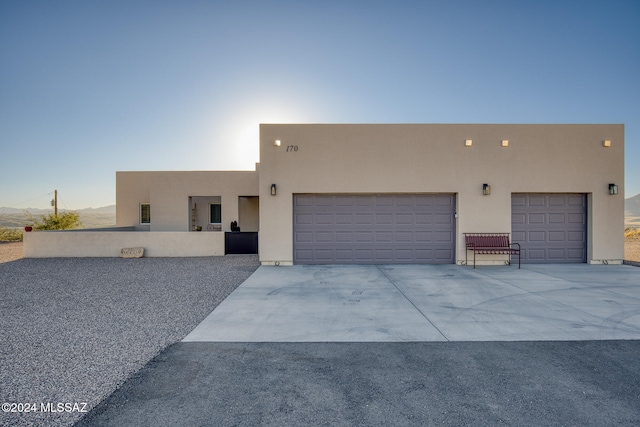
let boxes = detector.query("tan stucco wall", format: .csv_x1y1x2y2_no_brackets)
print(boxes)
116,170,259,232
259,124,624,265
23,230,225,257
239,196,260,232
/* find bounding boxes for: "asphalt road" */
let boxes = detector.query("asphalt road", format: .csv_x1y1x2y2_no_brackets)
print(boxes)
76,341,640,426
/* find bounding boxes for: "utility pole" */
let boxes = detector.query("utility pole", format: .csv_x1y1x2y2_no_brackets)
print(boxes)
51,189,58,216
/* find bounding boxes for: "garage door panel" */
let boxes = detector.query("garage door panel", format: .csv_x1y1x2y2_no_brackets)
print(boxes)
529,231,546,241
415,249,432,260
549,195,566,206
355,249,374,261
375,231,393,243
415,231,431,242
529,213,546,224
435,213,453,224
356,197,374,207
435,195,454,206
295,195,314,206
335,249,353,261
294,194,455,264
395,196,413,206
395,214,413,225
435,249,454,261
512,195,526,206
335,214,352,225
512,213,526,225
415,213,432,224
295,231,313,243
568,213,585,224
315,249,334,262
376,213,393,224
568,195,586,206
416,197,432,206
568,231,585,242
376,196,393,206
548,249,566,260
512,194,586,263
356,231,373,243
335,196,352,206
396,231,413,243
548,213,565,224
315,214,333,225
395,249,413,261
434,231,453,242
295,249,313,259
548,231,565,241
296,214,313,225
314,232,331,243
335,231,352,242
512,231,525,241
567,248,585,261
355,213,373,224
529,195,546,206
527,248,546,260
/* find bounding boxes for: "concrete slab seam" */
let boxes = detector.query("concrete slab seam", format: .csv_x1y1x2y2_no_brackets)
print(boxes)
376,265,450,341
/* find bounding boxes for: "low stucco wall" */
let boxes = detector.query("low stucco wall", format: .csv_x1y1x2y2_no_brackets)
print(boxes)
23,230,225,258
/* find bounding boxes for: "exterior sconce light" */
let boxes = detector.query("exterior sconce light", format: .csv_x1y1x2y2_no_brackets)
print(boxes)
609,184,618,195
271,184,277,196
465,139,473,147
483,184,491,195
501,140,509,147
274,139,281,147
603,140,611,147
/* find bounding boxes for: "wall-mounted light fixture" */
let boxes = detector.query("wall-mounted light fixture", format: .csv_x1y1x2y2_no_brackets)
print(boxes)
603,140,611,147
483,183,491,195
609,183,618,195
465,139,473,147
274,139,281,147
501,140,509,147
271,184,277,196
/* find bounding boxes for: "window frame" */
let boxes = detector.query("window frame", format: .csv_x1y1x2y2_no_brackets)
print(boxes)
140,203,151,224
209,203,221,225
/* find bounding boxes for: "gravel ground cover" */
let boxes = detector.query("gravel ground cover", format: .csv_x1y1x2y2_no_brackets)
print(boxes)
0,255,259,427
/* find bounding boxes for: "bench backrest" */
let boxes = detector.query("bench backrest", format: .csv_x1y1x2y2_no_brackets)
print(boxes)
465,233,510,248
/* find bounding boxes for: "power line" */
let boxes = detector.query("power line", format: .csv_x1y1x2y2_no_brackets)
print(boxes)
5,192,55,208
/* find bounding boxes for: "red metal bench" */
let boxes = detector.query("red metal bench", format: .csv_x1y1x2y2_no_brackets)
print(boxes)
464,233,521,269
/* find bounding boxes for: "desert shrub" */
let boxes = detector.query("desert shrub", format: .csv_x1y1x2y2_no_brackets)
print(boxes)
29,211,82,231
0,226,23,241
624,227,640,238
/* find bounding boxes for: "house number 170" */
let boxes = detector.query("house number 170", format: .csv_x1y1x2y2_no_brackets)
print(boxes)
286,145,298,152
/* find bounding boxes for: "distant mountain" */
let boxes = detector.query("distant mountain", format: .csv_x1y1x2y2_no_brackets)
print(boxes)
0,205,116,229
0,205,115,214
77,205,116,214
626,194,640,217
0,207,48,214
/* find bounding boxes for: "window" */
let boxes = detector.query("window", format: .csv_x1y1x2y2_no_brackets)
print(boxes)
140,203,150,224
210,203,221,224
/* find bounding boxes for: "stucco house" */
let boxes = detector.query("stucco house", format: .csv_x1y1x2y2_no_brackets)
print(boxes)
25,124,625,265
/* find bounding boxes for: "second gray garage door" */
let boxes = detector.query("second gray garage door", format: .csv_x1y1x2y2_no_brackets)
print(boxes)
294,194,455,264
512,194,587,263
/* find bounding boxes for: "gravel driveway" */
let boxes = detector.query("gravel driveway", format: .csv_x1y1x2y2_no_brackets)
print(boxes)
0,255,259,427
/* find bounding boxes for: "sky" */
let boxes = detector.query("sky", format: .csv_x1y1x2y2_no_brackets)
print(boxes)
1,0,639,210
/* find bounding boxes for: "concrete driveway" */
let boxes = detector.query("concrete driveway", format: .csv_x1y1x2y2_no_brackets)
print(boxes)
184,264,640,342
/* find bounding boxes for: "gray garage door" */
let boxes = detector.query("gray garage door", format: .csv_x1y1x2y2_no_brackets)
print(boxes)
511,194,587,263
294,194,455,264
